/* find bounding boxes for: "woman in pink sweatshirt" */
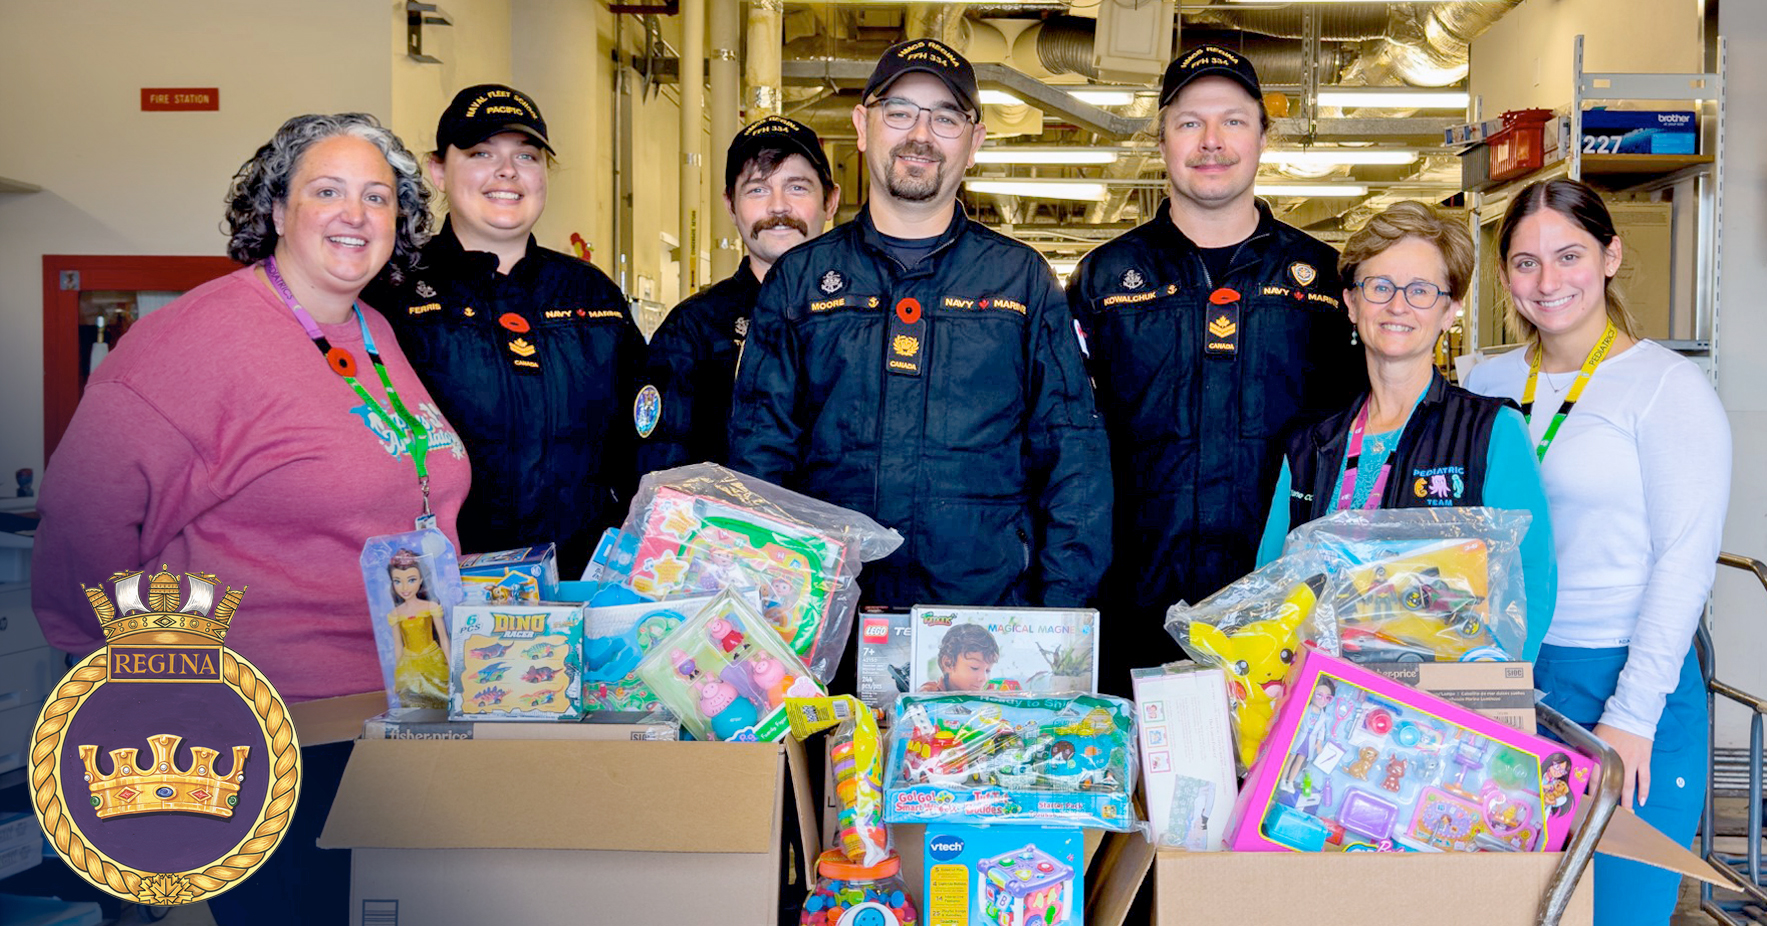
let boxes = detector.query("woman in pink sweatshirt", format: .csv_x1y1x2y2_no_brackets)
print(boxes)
31,113,473,925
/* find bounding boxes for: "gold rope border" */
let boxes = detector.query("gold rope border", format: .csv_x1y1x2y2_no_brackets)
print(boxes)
30,650,302,901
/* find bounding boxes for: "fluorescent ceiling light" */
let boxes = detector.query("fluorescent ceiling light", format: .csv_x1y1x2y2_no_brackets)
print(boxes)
979,89,1025,107
1262,149,1419,167
1255,182,1369,197
976,147,1119,166
1048,259,1080,274
1317,88,1469,109
966,179,1109,202
1067,89,1137,106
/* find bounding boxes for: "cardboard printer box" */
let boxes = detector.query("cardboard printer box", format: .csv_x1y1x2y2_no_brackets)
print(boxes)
321,737,817,926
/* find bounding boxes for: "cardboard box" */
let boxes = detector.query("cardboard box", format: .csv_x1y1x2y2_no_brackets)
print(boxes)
1155,850,1593,925
855,607,913,713
320,737,819,926
1131,665,1237,850
1608,201,1676,340
361,708,678,741
1361,660,1537,734
449,602,585,721
0,810,42,882
923,825,1085,926
909,606,1098,694
458,544,559,604
1582,109,1697,154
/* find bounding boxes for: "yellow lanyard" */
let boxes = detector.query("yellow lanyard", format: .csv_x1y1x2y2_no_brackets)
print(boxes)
1521,320,1617,462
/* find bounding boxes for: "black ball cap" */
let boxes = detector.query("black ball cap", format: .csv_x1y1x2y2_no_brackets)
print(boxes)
1159,44,1263,108
436,84,553,154
725,116,832,192
862,38,979,117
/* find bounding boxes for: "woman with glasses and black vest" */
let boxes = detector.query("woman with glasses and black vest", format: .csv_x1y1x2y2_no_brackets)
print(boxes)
1255,201,1557,661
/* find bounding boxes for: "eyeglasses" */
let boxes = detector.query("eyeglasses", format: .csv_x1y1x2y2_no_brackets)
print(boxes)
1353,276,1448,310
867,99,975,139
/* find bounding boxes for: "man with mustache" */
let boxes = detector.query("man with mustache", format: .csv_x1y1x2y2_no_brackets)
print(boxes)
730,40,1110,630
1067,46,1362,694
636,117,840,470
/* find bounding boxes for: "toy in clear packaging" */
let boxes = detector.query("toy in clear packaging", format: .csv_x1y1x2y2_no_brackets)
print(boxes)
787,694,890,867
448,602,584,720
616,464,903,682
1282,508,1531,663
635,589,825,741
883,692,1138,830
582,593,723,712
1164,553,1338,773
1224,645,1597,853
802,850,918,926
361,529,465,711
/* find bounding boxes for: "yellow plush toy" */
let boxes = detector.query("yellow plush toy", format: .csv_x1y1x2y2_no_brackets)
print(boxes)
1187,575,1326,770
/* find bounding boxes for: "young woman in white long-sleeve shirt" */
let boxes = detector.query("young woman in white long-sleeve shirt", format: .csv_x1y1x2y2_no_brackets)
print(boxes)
1464,179,1729,926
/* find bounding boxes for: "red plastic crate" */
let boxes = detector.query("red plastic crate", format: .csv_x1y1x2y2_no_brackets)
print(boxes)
1488,108,1554,182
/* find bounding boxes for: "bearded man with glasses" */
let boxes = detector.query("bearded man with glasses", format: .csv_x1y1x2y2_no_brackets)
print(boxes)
729,39,1111,680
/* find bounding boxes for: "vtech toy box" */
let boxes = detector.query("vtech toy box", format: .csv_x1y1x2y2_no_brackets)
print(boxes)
922,824,1083,926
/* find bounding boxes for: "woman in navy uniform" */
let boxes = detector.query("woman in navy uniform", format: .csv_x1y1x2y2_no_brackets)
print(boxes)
366,84,645,576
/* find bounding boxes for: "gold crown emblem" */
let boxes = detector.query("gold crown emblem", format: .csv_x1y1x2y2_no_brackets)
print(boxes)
79,734,250,820
85,567,244,645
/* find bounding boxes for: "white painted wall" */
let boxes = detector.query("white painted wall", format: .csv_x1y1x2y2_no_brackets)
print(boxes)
1711,1,1767,748
0,0,394,484
1469,0,1704,115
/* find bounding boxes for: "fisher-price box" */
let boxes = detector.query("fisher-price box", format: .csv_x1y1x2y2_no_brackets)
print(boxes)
1225,647,1597,854
448,602,584,721
459,544,560,604
923,825,1083,926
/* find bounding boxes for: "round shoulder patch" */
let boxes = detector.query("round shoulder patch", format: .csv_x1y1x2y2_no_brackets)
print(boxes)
633,384,662,438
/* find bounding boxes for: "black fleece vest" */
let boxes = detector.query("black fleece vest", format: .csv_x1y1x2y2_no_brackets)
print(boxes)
1284,373,1518,527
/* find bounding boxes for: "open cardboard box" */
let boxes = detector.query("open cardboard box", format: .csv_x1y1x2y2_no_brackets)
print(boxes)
320,736,819,926
1113,804,1730,926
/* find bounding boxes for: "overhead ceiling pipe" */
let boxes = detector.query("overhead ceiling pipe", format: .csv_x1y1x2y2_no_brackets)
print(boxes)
1020,18,1357,87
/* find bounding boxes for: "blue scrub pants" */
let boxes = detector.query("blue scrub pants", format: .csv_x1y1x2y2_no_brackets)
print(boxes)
1535,643,1707,926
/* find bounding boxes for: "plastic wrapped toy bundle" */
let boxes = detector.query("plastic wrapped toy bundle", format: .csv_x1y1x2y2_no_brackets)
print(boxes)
615,464,904,682
635,589,825,742
786,695,890,867
1164,551,1340,774
1282,508,1530,665
882,692,1140,831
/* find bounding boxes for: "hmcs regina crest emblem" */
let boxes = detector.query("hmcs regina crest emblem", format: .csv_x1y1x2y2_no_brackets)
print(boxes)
29,567,300,905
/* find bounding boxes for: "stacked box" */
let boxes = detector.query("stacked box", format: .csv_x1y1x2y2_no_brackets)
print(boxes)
449,602,585,720
459,544,560,604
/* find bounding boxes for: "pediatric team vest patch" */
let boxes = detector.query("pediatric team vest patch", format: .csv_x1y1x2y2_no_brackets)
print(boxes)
633,384,662,438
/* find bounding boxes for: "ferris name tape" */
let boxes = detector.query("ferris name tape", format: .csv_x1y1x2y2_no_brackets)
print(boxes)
1581,109,1696,155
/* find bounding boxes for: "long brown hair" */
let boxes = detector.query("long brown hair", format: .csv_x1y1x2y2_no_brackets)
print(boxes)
1496,179,1639,346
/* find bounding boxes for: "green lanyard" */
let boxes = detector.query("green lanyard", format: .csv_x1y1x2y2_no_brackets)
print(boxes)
264,257,435,526
1520,320,1617,462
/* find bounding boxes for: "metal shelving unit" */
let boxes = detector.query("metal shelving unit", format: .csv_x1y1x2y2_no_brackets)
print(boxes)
1463,34,1726,381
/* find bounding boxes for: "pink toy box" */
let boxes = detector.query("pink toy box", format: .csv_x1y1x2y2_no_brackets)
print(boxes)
1225,646,1596,854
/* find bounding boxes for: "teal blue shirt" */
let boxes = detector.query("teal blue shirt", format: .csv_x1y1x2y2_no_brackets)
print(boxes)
1257,407,1557,660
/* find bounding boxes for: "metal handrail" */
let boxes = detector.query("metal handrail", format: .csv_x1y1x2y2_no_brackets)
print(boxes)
1700,552,1767,924
1534,701,1626,926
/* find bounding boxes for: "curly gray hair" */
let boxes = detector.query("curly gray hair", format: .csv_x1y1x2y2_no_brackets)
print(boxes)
224,113,432,284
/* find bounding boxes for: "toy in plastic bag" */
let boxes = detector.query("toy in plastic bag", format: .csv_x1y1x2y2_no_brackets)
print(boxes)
635,589,825,742
1283,508,1530,664
617,464,904,683
882,692,1140,831
361,529,464,710
1164,552,1337,774
786,695,889,867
